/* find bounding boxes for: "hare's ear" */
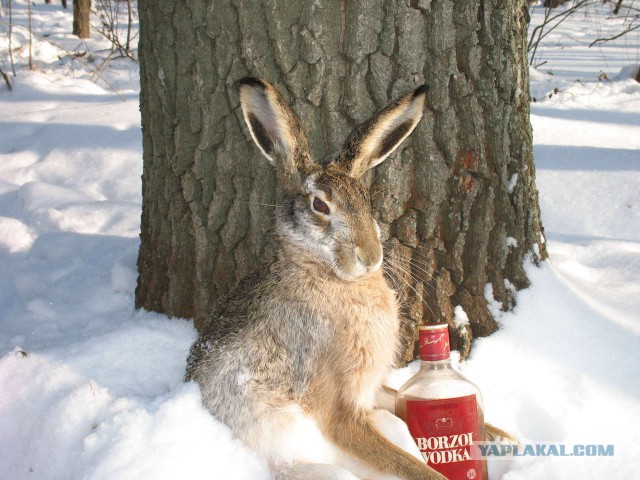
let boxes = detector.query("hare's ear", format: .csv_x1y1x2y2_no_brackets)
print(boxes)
336,85,428,179
238,78,310,176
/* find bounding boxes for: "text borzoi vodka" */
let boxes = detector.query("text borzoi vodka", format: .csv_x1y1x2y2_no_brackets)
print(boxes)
396,324,488,480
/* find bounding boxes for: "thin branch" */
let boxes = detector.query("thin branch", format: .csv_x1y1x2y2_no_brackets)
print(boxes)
91,67,126,101
613,0,624,15
529,5,553,65
528,0,593,66
589,19,640,47
126,0,132,53
81,40,126,101
0,66,13,91
8,0,15,76
88,48,118,81
27,0,32,70
8,24,128,100
94,0,138,61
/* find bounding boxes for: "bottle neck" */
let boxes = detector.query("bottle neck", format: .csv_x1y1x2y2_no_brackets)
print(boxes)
418,325,451,361
419,358,453,370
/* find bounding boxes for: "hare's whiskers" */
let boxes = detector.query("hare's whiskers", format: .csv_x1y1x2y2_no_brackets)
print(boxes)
384,260,437,320
405,259,439,293
382,264,403,293
412,245,448,262
385,257,437,295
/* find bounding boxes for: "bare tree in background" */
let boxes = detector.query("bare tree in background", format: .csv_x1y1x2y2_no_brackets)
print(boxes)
529,0,640,68
73,0,90,38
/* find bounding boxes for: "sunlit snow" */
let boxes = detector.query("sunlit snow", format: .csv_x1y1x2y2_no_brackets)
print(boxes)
1,1,639,479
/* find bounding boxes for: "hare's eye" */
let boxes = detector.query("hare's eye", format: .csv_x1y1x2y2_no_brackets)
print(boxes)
312,197,330,215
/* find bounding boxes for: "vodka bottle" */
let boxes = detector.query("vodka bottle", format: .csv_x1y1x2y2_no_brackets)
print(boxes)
395,324,488,480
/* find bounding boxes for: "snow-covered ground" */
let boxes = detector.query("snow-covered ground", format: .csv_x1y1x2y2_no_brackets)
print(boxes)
0,1,638,479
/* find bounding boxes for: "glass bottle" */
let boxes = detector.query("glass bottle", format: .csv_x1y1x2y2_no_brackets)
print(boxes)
396,324,488,480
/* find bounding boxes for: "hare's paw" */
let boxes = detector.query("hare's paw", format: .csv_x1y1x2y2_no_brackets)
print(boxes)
368,409,422,462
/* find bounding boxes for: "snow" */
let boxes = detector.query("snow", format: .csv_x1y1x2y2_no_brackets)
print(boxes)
1,1,639,479
453,305,470,329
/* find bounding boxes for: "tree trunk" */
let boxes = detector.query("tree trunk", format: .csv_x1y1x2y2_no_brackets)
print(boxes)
73,0,90,39
136,0,547,362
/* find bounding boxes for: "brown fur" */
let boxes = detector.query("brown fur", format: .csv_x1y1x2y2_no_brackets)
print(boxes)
186,79,442,480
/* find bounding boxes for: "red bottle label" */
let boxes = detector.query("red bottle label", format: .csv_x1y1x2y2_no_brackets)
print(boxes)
405,394,482,480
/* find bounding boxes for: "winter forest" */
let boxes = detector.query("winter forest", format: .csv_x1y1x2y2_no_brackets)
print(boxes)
0,1,639,479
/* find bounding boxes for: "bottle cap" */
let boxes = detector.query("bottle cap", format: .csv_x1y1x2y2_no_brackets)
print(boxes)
418,324,450,361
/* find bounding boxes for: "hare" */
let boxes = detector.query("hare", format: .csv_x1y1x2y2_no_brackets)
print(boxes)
185,78,445,480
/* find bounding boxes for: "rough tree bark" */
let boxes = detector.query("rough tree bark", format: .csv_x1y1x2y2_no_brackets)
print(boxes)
136,0,547,362
72,0,90,38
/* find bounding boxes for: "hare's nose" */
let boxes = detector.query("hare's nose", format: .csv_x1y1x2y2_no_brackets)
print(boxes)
356,246,383,272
